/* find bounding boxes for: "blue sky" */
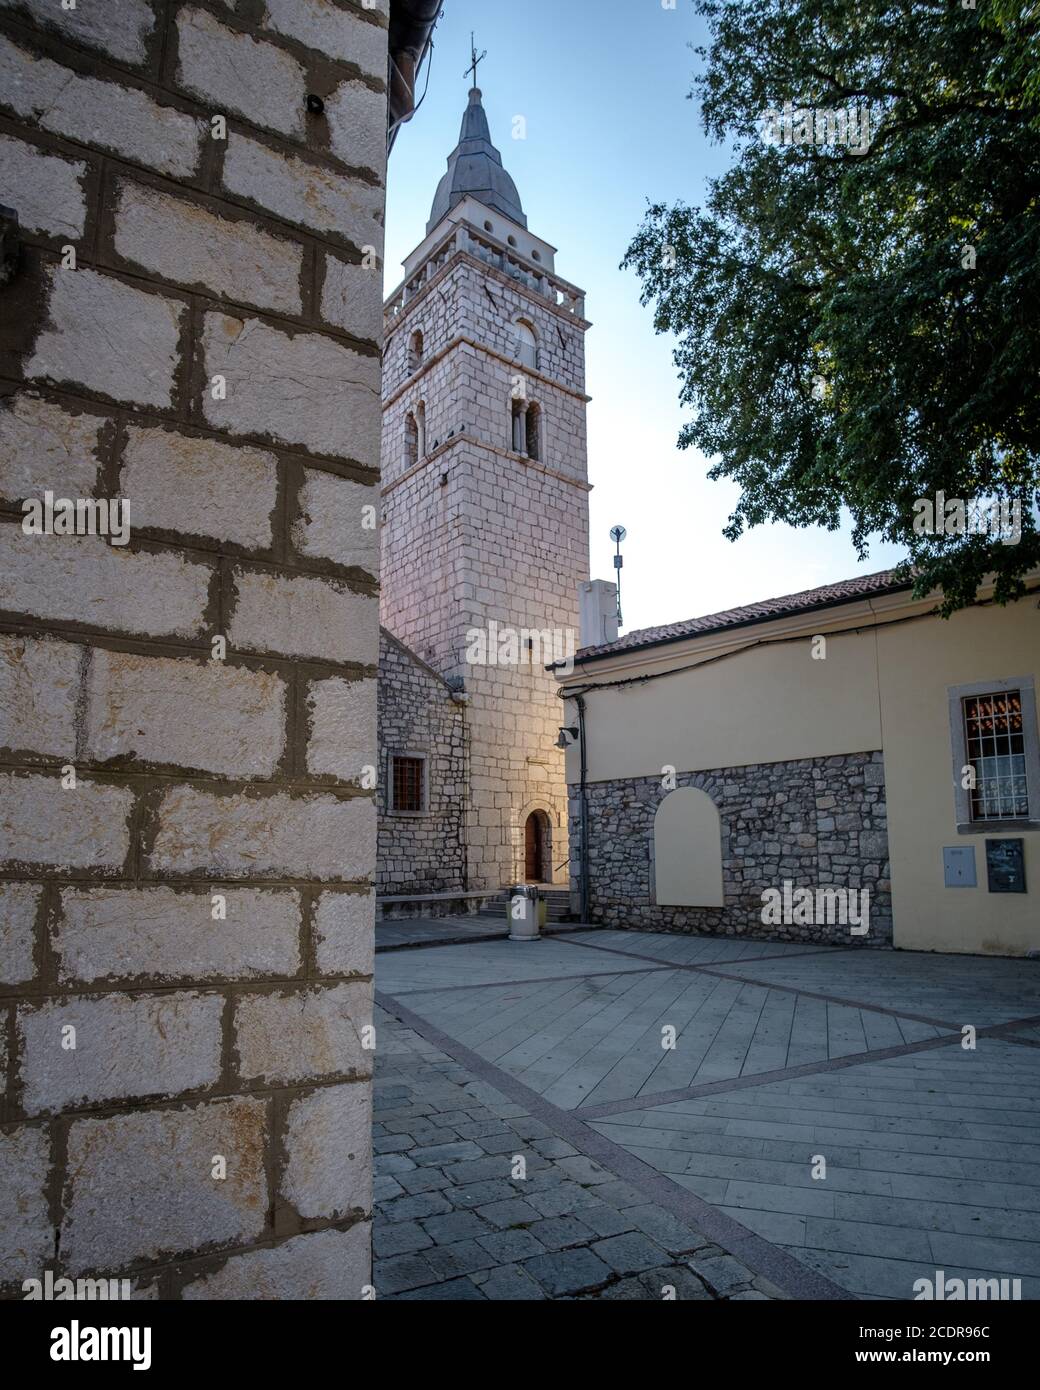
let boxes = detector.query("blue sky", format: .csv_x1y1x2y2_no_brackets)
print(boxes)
383,0,907,635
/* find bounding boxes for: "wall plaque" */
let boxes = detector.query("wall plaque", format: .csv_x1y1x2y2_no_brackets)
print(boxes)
986,839,1026,894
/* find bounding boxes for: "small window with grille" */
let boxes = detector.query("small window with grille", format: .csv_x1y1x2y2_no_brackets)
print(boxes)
962,690,1029,821
390,754,426,814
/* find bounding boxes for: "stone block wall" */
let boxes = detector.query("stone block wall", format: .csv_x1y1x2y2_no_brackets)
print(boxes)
382,253,589,472
0,0,386,1299
570,752,893,946
377,629,467,896
380,426,585,890
380,228,591,891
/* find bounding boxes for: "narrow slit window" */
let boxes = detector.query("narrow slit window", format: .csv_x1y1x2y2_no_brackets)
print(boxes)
511,399,524,453
408,329,423,372
404,411,418,468
525,403,540,461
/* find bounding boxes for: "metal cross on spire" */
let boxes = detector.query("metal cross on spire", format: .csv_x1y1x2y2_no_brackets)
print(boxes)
464,32,486,88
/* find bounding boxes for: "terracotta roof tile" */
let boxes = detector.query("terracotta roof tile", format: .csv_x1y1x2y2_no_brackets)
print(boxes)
575,568,912,663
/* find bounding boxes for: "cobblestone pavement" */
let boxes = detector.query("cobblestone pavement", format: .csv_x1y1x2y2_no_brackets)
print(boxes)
373,1005,785,1300
376,930,1040,1300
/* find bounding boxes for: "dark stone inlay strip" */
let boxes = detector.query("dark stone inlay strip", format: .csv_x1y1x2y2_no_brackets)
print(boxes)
389,964,675,996
376,988,853,1302
375,921,598,954
705,946,851,964
577,1032,965,1119
560,936,961,1030
570,940,850,966
376,928,512,953
578,1013,1040,1119
983,1015,1040,1047
692,963,960,1030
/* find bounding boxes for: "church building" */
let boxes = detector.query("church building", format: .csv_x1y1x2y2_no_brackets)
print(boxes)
558,568,1039,957
372,71,1037,961
377,83,591,900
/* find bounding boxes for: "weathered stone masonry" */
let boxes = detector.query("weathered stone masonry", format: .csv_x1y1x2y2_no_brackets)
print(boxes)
570,752,892,946
379,90,591,894
377,628,467,897
0,0,386,1298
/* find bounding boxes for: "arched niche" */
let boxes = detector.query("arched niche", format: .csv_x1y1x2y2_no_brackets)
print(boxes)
653,786,724,907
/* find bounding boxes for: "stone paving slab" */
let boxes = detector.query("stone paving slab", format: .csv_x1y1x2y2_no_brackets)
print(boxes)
590,1039,1040,1300
377,915,511,950
387,964,949,1109
690,948,1040,1028
562,929,838,966
377,916,594,952
372,1004,786,1301
375,936,655,992
377,928,1040,1300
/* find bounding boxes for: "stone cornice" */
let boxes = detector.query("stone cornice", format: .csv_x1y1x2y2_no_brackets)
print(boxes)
382,332,592,410
558,573,1040,689
380,430,592,499
384,246,592,345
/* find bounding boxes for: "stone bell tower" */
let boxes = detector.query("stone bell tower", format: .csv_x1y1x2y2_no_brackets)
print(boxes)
380,81,591,891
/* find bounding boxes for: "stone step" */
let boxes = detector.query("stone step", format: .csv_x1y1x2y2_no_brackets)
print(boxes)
475,887,574,923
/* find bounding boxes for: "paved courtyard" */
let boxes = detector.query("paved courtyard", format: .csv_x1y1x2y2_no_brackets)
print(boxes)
375,929,1040,1300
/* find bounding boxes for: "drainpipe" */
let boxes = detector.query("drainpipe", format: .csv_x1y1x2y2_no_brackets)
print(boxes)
453,688,470,893
387,0,442,153
575,693,591,923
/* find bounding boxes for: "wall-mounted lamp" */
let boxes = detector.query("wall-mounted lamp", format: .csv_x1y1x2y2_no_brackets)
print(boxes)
556,725,579,749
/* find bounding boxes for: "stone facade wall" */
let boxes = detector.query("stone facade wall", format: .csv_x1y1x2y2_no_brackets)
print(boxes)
380,227,590,891
570,752,892,946
0,0,386,1299
382,252,589,471
377,628,467,896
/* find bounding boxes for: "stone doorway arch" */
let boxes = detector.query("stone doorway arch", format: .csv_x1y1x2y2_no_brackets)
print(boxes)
523,809,551,883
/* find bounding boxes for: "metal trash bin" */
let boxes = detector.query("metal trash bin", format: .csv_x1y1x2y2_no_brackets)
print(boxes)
507,884,541,941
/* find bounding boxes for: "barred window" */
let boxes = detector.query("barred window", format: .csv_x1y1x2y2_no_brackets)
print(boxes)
963,690,1029,821
391,755,425,813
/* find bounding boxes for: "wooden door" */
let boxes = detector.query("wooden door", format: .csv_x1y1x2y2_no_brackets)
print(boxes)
524,813,542,881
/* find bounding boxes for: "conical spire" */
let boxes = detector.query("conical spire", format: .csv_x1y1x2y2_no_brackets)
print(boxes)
426,87,527,233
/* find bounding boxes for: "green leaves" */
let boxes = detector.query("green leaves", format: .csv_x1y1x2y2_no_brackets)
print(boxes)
624,0,1040,610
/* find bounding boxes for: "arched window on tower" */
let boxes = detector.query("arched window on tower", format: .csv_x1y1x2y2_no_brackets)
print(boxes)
416,401,427,459
525,402,541,461
513,319,538,371
510,399,542,461
404,410,418,468
408,329,424,373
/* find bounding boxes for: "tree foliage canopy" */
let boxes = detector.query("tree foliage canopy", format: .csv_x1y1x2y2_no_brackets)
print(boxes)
623,0,1040,611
